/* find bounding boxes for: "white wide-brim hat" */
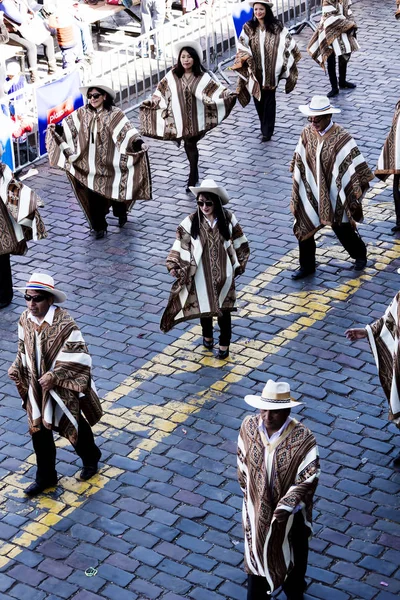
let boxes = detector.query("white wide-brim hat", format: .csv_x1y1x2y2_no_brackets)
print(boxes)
248,1,274,7
79,79,116,101
299,95,341,117
14,272,67,304
189,178,230,205
173,39,203,62
245,379,302,410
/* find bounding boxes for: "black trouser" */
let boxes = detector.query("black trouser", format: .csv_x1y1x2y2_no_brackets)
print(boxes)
253,89,276,138
393,175,400,226
299,223,367,271
7,31,56,71
184,134,202,187
200,311,232,346
85,188,127,232
0,253,13,306
32,414,101,486
326,52,350,90
247,513,309,600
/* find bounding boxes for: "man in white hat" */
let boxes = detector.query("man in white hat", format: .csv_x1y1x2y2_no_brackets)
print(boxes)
238,379,320,599
8,273,103,497
290,95,373,280
308,0,358,99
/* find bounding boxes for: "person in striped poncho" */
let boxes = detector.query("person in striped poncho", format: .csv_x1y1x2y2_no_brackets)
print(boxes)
8,273,103,497
308,0,358,98
238,379,320,600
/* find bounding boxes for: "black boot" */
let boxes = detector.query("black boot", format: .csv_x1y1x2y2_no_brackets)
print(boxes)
326,53,339,97
338,55,356,89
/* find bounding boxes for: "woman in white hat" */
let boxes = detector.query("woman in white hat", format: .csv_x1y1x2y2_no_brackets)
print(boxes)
46,80,151,240
234,1,301,142
160,179,250,359
140,40,237,192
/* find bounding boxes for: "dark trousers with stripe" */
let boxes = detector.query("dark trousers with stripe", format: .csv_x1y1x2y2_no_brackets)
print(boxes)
247,513,309,600
0,253,13,306
32,414,101,486
327,52,351,89
299,223,367,271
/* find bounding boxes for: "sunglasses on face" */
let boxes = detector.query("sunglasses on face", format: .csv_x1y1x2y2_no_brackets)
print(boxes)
197,201,214,207
87,93,102,100
307,116,326,123
24,293,46,303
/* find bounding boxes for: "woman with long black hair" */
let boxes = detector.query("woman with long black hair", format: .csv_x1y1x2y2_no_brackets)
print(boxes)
234,1,301,141
160,179,250,359
46,79,151,240
140,40,237,192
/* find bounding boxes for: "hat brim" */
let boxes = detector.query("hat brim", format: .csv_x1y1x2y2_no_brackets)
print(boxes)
173,40,203,62
248,1,274,6
299,104,341,116
14,286,67,304
244,395,302,410
189,185,229,205
79,81,116,101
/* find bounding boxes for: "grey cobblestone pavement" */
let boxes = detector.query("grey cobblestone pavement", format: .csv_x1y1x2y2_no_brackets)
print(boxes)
1,1,400,599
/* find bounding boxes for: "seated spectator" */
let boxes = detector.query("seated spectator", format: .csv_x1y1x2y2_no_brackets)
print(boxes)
1,0,57,83
4,60,33,141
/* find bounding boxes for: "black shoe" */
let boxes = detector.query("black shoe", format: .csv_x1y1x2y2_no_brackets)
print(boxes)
118,214,128,228
95,229,107,239
261,135,272,142
216,347,229,359
203,337,214,350
80,464,99,481
354,258,367,271
291,267,315,280
391,224,400,233
25,480,57,497
339,81,356,89
186,187,191,194
393,455,400,470
327,88,339,98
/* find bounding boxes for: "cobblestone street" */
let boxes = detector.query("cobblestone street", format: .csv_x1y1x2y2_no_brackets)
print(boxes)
0,1,400,599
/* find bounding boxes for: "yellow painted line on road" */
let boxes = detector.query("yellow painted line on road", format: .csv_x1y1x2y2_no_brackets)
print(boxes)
0,179,398,567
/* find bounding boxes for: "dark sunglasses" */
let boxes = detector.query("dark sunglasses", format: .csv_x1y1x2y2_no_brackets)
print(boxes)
197,201,214,207
307,116,326,123
87,93,102,100
24,293,47,302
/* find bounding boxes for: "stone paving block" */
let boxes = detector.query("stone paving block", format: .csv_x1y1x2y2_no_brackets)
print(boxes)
39,577,79,599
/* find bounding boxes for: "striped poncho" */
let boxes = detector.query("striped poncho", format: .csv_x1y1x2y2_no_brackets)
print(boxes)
366,292,400,429
235,22,301,107
9,307,103,445
290,123,374,241
375,100,400,180
46,105,152,224
237,415,320,592
308,0,359,69
0,163,47,257
139,69,237,141
160,210,249,333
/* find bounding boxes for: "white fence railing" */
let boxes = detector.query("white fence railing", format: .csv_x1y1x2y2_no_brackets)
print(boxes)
5,0,322,172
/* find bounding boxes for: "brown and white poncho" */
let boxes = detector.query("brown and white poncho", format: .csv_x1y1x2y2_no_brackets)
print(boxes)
366,292,400,429
160,210,249,332
308,0,359,69
9,307,103,445
0,163,47,257
375,100,400,180
237,415,320,592
290,123,374,241
46,105,152,227
235,22,301,107
139,69,237,141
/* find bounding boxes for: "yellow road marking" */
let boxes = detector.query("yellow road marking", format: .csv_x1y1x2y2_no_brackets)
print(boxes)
0,179,398,566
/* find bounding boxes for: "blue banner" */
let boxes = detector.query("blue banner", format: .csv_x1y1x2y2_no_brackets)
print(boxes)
36,71,84,155
231,2,253,39
0,104,15,171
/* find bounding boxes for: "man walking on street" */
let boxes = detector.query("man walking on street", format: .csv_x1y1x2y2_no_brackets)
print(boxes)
290,95,373,280
8,272,103,497
237,379,320,600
